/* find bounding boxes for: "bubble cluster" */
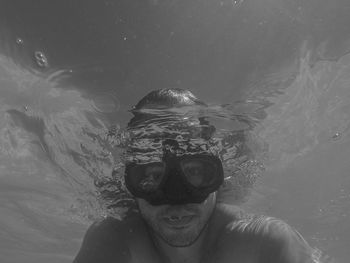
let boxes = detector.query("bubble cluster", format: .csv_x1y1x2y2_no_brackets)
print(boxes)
34,51,49,68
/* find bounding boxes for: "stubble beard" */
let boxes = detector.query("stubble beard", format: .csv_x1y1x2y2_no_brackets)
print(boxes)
155,217,207,247
141,208,212,247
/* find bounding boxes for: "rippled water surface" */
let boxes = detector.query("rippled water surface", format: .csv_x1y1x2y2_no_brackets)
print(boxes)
1,0,350,262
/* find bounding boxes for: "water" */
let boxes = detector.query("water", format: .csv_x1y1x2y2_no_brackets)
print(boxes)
0,0,350,262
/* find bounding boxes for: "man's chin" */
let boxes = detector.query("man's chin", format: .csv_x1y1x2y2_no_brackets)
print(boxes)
159,233,198,247
157,221,202,247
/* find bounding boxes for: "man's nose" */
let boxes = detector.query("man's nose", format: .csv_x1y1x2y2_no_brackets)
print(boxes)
163,170,191,203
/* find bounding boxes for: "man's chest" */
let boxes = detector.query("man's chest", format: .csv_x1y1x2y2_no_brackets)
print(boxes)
201,245,262,263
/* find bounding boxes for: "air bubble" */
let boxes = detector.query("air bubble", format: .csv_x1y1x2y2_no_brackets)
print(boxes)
16,38,23,45
232,0,243,5
34,51,49,68
220,0,243,8
332,132,342,141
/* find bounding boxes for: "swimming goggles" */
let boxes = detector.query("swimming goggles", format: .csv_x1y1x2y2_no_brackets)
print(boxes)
125,153,224,205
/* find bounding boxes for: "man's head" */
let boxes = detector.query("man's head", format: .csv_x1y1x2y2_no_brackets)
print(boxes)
124,88,222,246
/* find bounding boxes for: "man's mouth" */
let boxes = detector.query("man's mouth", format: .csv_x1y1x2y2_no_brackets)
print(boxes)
162,215,196,227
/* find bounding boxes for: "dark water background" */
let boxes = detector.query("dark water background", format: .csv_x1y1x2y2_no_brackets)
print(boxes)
0,0,350,262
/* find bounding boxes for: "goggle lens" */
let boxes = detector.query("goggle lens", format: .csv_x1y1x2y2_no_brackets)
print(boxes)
128,163,165,192
180,158,218,188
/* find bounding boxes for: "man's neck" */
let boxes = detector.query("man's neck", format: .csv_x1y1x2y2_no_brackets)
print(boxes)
151,227,208,263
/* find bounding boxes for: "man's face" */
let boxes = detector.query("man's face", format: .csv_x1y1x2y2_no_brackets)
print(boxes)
136,192,216,247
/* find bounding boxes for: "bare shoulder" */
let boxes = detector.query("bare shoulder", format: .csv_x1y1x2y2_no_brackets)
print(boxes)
73,216,133,263
211,205,321,263
73,214,159,263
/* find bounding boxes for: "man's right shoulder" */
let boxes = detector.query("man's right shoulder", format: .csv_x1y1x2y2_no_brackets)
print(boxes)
73,216,136,263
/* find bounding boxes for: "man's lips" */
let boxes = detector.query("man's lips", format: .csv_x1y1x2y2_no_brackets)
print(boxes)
162,215,196,227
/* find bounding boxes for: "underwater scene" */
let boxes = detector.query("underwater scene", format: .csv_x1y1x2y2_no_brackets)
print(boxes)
0,0,349,262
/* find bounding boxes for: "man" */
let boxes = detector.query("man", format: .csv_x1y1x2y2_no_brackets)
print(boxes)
74,89,322,263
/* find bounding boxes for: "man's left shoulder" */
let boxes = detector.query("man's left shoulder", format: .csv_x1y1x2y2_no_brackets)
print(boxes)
214,205,306,243
226,213,299,240
213,206,322,263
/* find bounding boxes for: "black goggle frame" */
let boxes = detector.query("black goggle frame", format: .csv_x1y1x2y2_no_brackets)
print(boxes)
125,154,224,205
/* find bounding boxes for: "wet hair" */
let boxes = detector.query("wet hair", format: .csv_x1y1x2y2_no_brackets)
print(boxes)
127,88,207,128
134,88,206,109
